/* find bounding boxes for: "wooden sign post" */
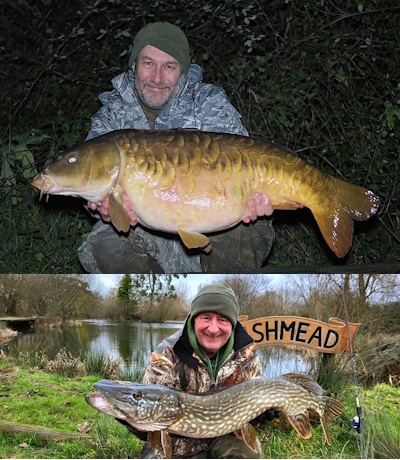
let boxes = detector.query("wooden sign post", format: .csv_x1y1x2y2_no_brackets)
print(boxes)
239,316,361,353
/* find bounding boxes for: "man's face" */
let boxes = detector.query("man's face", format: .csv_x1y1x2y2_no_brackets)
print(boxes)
193,312,233,358
134,45,183,110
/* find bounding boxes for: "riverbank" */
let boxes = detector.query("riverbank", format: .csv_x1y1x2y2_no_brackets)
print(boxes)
0,356,399,458
0,323,18,344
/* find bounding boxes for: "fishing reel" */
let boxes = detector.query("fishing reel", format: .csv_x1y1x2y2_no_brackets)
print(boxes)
343,414,364,435
350,415,363,433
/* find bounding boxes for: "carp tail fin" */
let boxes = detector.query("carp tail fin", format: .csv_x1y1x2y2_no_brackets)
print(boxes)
312,179,380,258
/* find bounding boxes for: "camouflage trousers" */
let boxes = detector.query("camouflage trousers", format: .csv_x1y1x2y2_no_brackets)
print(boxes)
77,219,274,274
139,434,262,459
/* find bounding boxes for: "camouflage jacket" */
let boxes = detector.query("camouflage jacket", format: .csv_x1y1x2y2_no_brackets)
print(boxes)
86,64,248,140
142,320,262,458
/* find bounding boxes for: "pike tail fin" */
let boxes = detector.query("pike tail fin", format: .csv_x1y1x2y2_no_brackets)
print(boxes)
313,179,380,258
318,396,345,445
323,396,345,421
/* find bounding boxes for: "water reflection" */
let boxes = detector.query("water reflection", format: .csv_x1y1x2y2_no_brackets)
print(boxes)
6,320,310,378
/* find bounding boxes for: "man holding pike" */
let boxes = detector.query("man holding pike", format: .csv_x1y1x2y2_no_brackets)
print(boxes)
117,283,279,458
78,22,274,274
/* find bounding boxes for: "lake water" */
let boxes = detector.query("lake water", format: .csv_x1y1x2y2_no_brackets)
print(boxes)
5,320,310,378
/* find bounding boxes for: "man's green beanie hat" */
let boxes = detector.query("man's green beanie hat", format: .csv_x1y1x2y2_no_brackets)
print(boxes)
128,22,190,73
190,283,240,327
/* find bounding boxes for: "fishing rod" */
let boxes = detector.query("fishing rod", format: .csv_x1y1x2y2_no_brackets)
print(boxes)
342,284,366,458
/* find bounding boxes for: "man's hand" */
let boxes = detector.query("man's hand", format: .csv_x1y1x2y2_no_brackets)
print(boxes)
88,192,138,226
243,192,273,223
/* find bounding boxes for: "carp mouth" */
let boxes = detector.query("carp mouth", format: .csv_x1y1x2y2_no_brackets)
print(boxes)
30,173,57,200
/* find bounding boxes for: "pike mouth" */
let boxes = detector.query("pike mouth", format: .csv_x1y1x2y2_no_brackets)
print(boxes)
85,391,127,419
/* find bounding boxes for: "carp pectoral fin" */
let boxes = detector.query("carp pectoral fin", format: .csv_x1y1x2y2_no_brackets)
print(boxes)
177,229,211,252
108,193,131,233
148,431,172,458
287,410,311,440
234,423,258,452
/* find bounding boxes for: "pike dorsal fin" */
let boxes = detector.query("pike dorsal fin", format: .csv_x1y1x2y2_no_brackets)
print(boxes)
282,373,324,396
287,410,311,440
108,192,130,233
234,422,258,452
177,229,211,252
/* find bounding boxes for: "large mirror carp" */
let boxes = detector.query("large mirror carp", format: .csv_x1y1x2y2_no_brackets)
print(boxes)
31,128,380,257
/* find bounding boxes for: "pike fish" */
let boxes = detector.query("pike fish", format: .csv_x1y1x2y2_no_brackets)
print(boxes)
86,374,344,458
31,129,380,257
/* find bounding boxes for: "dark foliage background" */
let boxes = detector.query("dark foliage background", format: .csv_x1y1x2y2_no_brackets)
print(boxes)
1,0,399,272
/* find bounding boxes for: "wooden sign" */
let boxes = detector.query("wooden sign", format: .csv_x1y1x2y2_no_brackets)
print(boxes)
239,316,361,354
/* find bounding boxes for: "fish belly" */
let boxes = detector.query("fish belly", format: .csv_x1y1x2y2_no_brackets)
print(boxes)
122,168,254,234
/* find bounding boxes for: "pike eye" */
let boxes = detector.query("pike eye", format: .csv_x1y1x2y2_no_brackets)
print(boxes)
133,392,142,401
68,154,77,164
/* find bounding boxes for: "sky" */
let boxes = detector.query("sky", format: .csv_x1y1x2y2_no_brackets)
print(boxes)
96,274,284,300
90,273,399,307
97,274,219,299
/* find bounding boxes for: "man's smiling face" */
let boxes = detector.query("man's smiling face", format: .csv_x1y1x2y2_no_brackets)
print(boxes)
134,45,183,109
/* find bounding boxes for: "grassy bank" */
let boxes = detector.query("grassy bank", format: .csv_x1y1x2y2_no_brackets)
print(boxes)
0,356,399,459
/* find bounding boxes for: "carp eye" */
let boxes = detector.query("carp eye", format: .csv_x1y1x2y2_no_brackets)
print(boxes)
68,154,77,164
132,392,142,401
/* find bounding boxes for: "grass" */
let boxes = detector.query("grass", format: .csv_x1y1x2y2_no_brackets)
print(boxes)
0,360,143,458
1,354,399,458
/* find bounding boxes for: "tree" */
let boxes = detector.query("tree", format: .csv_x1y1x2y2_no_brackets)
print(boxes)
132,274,186,322
214,274,272,318
0,275,24,316
116,274,138,321
22,275,55,317
28,275,94,324
286,274,400,327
